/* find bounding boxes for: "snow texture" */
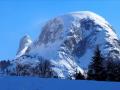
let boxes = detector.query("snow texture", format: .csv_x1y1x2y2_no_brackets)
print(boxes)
15,11,120,78
0,76,120,90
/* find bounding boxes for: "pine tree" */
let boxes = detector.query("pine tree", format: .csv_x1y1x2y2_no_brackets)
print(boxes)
114,62,120,81
34,59,53,78
106,59,114,81
87,46,106,81
75,71,85,80
106,60,120,81
0,60,11,73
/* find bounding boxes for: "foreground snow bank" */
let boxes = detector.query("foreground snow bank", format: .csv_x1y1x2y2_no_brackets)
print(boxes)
0,76,120,90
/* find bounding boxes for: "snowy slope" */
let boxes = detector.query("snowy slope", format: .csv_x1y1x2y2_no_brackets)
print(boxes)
0,76,120,90
15,11,120,78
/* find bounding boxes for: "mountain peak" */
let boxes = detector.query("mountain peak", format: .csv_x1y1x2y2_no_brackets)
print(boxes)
16,34,32,57
15,11,120,78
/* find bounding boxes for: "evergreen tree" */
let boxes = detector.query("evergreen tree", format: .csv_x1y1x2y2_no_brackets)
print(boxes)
75,71,85,80
35,59,53,78
87,46,106,81
0,60,11,73
15,64,30,76
106,60,120,81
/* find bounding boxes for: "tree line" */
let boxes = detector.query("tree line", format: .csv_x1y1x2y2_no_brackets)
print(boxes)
0,57,56,78
10,59,54,78
0,46,120,81
75,46,120,82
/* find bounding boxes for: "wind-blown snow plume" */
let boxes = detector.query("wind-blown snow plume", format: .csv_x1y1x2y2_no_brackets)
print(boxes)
15,11,120,78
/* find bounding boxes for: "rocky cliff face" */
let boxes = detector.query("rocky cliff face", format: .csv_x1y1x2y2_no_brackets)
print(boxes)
15,11,120,78
16,35,32,58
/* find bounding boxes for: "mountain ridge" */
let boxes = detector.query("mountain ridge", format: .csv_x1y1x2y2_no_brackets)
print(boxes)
14,11,120,78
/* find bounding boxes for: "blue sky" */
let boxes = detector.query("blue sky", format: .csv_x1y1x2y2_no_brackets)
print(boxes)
0,0,120,60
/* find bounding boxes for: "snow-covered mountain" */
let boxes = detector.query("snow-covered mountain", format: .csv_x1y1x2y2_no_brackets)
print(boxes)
15,11,120,78
16,35,32,57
